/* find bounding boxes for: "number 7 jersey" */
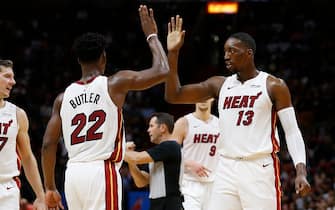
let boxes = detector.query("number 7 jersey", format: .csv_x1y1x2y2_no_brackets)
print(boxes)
60,76,125,163
217,71,280,158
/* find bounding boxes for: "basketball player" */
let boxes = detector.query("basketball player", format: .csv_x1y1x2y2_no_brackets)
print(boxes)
41,5,169,210
124,112,183,210
0,59,46,210
172,98,220,210
165,15,311,210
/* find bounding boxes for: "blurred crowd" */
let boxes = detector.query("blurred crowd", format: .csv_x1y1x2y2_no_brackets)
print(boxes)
0,1,334,210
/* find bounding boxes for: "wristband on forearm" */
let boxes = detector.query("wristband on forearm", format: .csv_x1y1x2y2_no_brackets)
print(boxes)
146,33,157,41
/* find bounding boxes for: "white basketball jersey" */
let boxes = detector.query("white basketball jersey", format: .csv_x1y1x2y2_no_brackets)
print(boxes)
60,76,125,164
183,113,221,182
0,101,20,182
218,71,280,158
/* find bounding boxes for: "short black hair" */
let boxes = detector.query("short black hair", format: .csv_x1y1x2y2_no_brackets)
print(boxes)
229,32,256,54
0,59,13,69
72,32,107,63
150,112,175,133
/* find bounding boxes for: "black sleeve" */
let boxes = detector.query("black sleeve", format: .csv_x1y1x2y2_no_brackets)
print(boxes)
147,141,180,162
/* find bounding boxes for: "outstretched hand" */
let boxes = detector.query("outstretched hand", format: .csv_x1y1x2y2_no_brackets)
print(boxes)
138,5,158,37
167,15,186,52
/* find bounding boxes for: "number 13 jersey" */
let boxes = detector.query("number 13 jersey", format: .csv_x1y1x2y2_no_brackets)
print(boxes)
218,71,280,158
60,76,125,164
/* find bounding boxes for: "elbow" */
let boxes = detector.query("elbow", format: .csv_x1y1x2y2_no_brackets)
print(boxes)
134,182,148,188
164,93,180,104
153,62,169,77
164,95,175,104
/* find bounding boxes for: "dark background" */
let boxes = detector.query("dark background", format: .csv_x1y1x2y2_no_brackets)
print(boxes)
1,0,334,209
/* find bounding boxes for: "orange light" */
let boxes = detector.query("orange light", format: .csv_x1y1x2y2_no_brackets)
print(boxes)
207,2,239,14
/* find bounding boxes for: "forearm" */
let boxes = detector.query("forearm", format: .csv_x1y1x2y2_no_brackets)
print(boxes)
41,143,58,190
184,159,195,168
128,163,149,188
165,50,182,103
278,107,306,166
125,150,153,165
148,36,169,75
21,155,45,199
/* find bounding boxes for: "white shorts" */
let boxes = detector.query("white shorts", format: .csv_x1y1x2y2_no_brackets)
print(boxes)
65,160,122,210
0,178,20,210
181,179,213,210
207,154,281,210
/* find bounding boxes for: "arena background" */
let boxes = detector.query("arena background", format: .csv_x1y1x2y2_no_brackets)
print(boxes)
1,0,334,209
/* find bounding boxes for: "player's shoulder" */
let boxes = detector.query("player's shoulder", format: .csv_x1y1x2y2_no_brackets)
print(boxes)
14,106,29,125
211,114,219,121
175,115,189,126
206,75,226,86
266,73,287,88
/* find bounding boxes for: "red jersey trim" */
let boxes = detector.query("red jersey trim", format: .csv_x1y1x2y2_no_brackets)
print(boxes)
104,160,119,210
109,109,123,162
75,75,98,85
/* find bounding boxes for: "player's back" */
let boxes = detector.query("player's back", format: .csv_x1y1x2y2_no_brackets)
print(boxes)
60,75,124,163
0,101,20,182
183,113,221,182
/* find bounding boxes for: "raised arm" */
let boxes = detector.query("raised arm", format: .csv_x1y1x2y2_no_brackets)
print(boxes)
41,93,64,209
165,15,224,104
16,108,46,210
267,76,311,196
109,5,169,107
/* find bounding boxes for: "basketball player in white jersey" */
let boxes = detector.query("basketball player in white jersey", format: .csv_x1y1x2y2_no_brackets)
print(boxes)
41,5,169,210
0,59,46,210
172,98,221,210
164,16,311,210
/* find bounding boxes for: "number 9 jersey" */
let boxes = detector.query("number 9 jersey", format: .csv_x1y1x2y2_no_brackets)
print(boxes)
60,75,125,164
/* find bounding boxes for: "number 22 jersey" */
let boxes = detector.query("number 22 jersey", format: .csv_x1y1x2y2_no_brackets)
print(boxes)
60,75,125,164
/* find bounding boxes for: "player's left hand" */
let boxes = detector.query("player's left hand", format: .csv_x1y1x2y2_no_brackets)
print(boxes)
187,160,211,177
167,15,186,52
295,174,311,196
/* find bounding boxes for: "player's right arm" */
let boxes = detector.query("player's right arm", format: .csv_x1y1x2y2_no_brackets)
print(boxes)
172,116,187,145
165,15,224,104
41,93,64,210
108,5,169,108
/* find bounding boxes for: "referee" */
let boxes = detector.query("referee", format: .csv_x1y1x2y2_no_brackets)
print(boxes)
125,112,183,210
